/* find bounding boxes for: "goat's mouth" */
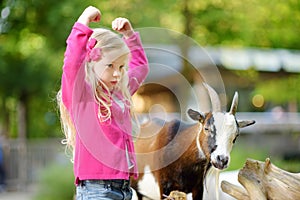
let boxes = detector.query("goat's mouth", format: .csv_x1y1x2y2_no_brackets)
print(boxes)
212,161,228,170
211,156,229,170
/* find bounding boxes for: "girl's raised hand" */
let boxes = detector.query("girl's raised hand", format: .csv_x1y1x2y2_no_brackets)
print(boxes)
112,18,134,39
77,6,101,26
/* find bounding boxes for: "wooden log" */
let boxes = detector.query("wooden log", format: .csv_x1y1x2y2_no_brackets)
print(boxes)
237,159,267,200
221,158,300,200
259,158,300,199
163,191,187,200
221,180,249,200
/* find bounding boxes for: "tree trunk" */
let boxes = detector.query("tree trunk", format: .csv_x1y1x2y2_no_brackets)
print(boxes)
221,158,300,200
0,97,10,138
179,0,195,119
17,98,28,189
17,100,27,140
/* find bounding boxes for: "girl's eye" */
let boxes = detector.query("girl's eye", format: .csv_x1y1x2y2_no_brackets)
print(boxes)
119,65,124,70
107,64,113,68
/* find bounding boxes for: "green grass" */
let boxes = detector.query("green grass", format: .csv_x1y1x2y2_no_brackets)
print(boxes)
34,160,75,200
270,159,300,173
228,145,300,173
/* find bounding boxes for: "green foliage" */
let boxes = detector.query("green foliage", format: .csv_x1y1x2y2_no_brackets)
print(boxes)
228,144,269,171
34,161,75,200
228,138,300,173
0,0,67,138
254,75,300,104
191,0,300,48
0,0,300,139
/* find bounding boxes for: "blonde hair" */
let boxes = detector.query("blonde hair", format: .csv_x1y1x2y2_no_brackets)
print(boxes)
58,28,137,157
85,28,131,121
57,90,76,159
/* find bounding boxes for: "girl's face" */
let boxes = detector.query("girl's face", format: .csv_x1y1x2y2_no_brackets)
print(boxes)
94,51,128,91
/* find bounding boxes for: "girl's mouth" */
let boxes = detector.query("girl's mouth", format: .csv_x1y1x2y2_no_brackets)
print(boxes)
111,81,118,85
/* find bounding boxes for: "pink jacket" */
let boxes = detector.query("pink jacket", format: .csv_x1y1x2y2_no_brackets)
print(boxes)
61,22,149,184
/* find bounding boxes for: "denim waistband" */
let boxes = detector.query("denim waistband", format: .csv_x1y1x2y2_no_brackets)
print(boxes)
78,179,130,190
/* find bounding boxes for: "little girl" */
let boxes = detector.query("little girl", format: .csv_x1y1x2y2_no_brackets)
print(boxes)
57,6,149,200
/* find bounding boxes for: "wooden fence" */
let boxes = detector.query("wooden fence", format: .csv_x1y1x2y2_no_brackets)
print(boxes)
1,138,62,191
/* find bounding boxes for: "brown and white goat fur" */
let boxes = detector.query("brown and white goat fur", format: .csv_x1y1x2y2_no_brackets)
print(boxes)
131,85,255,200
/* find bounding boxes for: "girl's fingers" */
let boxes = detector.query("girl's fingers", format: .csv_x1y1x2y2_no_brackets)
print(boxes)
95,12,101,21
112,19,118,30
93,8,101,22
112,19,120,30
112,18,127,31
119,20,127,30
91,14,100,22
112,17,133,38
117,21,123,30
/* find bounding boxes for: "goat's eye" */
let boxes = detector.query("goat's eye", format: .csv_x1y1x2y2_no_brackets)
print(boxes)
211,145,217,153
233,135,239,144
204,127,209,131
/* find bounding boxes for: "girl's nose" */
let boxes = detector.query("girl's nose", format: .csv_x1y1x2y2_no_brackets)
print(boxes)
113,69,120,77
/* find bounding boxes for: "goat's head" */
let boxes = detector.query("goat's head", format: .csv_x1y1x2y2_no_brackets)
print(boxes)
187,84,255,170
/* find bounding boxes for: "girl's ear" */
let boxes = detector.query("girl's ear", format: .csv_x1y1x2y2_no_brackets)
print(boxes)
187,109,205,123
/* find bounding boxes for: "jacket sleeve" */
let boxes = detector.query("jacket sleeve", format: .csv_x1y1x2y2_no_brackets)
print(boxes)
123,32,149,95
61,22,93,110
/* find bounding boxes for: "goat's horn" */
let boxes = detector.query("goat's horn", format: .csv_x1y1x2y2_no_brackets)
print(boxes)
229,92,238,115
203,83,221,112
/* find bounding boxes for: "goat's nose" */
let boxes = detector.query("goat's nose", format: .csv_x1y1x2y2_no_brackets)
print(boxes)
217,155,229,166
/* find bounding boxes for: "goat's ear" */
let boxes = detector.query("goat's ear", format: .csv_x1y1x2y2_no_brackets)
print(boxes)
187,109,205,123
238,120,255,128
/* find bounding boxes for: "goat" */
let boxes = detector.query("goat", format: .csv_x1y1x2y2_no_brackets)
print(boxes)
131,84,255,200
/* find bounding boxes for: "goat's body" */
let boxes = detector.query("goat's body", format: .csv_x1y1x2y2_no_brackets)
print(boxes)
158,156,211,199
133,118,210,200
132,89,255,200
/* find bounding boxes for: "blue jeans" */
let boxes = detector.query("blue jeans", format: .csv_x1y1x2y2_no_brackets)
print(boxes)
76,180,133,200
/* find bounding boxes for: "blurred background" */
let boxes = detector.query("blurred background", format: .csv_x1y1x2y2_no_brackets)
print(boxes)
0,0,299,199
